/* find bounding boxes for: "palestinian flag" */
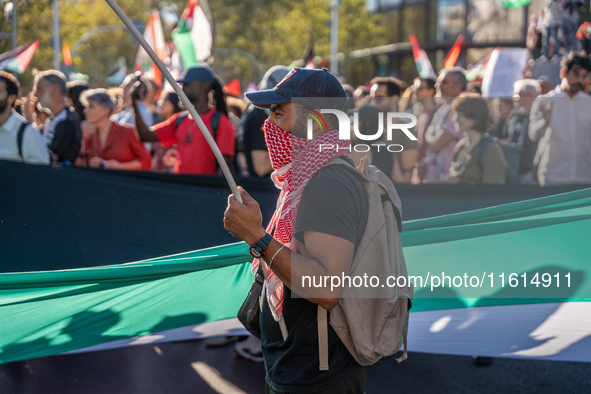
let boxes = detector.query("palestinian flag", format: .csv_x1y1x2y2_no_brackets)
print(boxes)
106,57,128,86
62,44,74,77
135,10,166,87
0,40,39,74
443,34,465,69
302,31,315,69
1,187,591,364
409,35,435,79
465,49,495,81
172,0,214,68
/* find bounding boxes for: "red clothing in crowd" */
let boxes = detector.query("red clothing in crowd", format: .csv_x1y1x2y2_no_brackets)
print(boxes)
153,109,235,175
84,122,152,170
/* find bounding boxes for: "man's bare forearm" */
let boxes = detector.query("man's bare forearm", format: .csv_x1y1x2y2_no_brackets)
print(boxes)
132,101,159,143
261,239,343,309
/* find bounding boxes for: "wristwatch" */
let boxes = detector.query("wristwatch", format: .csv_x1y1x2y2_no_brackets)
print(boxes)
249,234,273,258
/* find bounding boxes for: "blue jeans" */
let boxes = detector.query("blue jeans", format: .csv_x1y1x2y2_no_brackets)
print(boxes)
542,26,560,58
562,20,579,53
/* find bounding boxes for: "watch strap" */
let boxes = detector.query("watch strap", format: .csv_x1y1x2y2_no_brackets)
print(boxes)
251,233,273,257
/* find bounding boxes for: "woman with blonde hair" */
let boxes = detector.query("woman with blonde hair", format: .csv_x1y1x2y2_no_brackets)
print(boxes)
81,89,151,170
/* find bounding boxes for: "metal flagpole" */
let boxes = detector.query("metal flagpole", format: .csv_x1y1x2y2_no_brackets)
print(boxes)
104,0,242,203
53,0,60,70
11,0,16,50
330,0,339,77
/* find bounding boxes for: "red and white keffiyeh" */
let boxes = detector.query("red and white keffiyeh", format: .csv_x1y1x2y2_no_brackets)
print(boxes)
252,119,350,321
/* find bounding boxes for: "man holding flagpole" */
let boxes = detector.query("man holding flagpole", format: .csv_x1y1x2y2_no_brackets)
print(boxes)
224,68,368,393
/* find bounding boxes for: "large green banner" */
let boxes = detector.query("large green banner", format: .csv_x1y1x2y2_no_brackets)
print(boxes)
1,188,590,363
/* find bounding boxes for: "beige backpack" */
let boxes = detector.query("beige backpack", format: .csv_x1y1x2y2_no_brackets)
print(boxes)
315,156,414,370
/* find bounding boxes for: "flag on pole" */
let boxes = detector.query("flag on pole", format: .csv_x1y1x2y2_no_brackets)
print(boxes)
223,79,241,97
135,10,166,87
62,45,73,68
465,49,495,81
302,29,315,69
409,35,436,79
303,43,316,69
107,57,128,86
172,0,214,68
0,40,40,74
443,34,465,69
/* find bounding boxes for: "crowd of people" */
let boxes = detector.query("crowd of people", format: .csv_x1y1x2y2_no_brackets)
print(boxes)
527,0,589,59
1,50,591,187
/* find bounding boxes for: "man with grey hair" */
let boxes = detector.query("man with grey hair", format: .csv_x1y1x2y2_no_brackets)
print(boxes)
498,79,541,184
423,67,466,183
33,70,81,164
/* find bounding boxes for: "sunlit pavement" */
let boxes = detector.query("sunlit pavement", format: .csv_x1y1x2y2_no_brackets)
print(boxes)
1,339,590,393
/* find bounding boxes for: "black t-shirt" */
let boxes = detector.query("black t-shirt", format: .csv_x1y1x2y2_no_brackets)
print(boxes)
242,107,270,177
260,157,369,393
49,108,81,164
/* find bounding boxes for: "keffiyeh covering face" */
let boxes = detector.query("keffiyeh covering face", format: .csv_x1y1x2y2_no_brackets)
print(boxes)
253,119,350,321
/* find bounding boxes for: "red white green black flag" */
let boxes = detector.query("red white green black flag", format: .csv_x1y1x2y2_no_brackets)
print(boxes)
0,40,39,74
172,0,214,68
409,35,435,79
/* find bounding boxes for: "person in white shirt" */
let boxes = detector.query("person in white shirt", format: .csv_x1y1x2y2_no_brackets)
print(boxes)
529,53,591,185
541,0,565,58
0,71,49,164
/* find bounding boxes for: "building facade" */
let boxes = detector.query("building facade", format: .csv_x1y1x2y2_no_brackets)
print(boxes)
359,0,547,81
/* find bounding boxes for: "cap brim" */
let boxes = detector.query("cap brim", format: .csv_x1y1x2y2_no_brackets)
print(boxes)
245,88,291,109
176,78,215,84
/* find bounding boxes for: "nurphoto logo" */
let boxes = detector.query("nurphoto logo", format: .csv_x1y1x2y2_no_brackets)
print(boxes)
306,109,417,153
296,98,418,153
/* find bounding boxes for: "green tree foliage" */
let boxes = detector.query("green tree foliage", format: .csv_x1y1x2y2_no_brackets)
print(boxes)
0,0,186,86
0,0,386,87
212,0,387,85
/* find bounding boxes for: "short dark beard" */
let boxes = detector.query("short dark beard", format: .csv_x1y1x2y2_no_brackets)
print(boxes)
291,115,307,138
0,97,9,114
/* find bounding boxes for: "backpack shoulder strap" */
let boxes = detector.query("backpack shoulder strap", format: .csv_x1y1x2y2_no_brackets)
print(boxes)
177,111,223,138
318,306,329,371
17,121,28,161
476,135,495,168
325,156,370,181
175,112,189,129
326,156,403,232
211,111,223,139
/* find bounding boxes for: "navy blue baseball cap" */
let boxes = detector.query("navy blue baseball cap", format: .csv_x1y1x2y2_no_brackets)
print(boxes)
245,68,348,109
177,65,216,84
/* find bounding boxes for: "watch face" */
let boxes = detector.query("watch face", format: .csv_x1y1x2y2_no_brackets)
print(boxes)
250,246,262,258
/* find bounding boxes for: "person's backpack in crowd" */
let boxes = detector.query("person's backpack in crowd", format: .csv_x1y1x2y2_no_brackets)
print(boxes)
316,156,414,370
477,135,521,184
175,110,235,173
175,110,223,138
